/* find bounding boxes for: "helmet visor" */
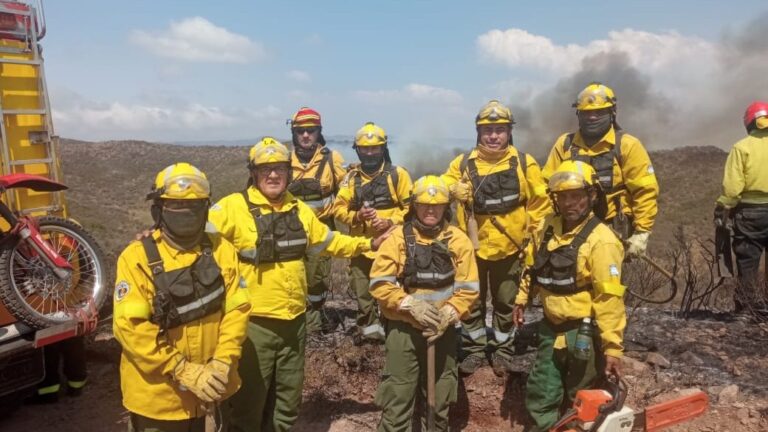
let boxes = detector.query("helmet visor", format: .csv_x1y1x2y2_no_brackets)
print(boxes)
161,174,210,199
548,171,589,193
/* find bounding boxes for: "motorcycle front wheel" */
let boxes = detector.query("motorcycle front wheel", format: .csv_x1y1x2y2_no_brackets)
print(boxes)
0,216,107,329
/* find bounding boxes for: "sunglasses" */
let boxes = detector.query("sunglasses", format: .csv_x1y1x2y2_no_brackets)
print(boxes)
255,165,290,176
294,127,318,135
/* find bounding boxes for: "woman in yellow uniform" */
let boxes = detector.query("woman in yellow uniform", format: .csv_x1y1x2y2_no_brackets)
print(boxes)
370,175,479,431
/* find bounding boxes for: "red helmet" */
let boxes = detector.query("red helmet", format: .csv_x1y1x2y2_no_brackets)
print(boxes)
290,107,321,129
744,101,768,130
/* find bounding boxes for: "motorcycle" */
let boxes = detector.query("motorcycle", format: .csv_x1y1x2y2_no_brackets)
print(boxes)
0,173,107,330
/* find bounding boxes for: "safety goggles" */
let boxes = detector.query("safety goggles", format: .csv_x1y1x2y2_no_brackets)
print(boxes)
294,127,318,135
160,174,210,199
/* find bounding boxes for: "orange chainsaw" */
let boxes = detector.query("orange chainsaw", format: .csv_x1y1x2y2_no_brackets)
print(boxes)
550,377,709,432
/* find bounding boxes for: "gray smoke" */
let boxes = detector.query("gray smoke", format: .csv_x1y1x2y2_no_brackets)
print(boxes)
509,12,768,159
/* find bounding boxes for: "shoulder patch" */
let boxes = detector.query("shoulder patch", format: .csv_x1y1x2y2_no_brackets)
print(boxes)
609,264,620,277
647,165,655,174
115,280,130,301
210,203,222,211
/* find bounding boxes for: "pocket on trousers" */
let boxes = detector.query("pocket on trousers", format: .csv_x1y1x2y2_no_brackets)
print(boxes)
374,373,392,408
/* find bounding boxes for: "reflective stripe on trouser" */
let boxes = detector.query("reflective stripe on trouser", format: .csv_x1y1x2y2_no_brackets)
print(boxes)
39,335,88,394
350,255,383,337
305,253,332,333
731,206,768,311
223,314,306,432
524,320,600,432
128,413,206,432
461,255,520,359
375,320,457,432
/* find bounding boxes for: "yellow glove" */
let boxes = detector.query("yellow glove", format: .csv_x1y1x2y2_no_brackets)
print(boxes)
398,295,441,329
626,231,650,257
172,359,225,403
449,180,472,203
422,305,458,343
204,359,230,392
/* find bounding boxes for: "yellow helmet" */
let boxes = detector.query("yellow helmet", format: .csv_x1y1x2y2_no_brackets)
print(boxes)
573,83,616,111
475,100,514,126
149,162,210,200
412,175,450,205
354,122,387,147
248,137,291,167
548,160,598,193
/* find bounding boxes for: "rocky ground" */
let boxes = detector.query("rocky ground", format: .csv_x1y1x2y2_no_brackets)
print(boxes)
1,296,766,432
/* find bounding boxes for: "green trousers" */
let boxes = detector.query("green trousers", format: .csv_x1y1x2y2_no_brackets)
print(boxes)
461,255,520,359
223,314,306,432
305,252,332,333
349,255,384,339
525,320,600,432
375,320,458,432
128,413,204,432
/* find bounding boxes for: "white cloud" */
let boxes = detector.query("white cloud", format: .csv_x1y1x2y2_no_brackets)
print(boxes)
354,83,463,104
51,89,284,141
287,70,311,82
477,28,716,76
130,17,266,63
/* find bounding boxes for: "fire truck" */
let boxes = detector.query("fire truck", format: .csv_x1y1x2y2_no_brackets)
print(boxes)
0,0,108,406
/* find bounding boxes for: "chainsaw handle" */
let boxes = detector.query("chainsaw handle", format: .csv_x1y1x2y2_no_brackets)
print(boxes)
588,376,628,432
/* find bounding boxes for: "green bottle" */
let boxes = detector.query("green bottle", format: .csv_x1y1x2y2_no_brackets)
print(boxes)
573,317,593,361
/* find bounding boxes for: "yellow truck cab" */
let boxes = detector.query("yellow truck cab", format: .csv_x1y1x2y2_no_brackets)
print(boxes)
0,0,106,406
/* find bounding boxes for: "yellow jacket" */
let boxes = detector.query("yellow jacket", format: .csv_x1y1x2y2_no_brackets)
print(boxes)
543,128,659,233
370,223,479,328
208,186,372,320
113,231,251,420
515,214,627,358
333,164,413,259
442,147,551,261
717,130,768,208
290,146,347,219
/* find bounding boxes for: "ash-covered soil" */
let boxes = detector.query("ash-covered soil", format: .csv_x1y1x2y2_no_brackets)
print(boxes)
1,300,766,431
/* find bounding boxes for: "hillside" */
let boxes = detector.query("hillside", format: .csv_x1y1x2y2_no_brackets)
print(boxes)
59,139,727,262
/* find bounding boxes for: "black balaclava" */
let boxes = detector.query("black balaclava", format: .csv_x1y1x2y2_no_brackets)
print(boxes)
578,109,613,143
357,146,387,175
156,201,208,250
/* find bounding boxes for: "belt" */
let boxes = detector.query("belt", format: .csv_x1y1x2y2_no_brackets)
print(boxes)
544,317,587,333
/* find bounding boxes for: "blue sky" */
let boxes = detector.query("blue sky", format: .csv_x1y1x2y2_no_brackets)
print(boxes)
39,1,768,154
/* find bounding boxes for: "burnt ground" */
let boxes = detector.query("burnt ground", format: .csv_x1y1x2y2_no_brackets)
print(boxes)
1,296,766,432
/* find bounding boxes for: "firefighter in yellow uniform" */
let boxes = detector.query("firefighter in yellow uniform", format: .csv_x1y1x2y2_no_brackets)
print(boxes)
286,107,348,333
543,83,659,256
113,163,251,432
208,138,392,432
442,100,550,375
370,175,479,431
715,101,768,314
333,122,413,343
513,161,626,432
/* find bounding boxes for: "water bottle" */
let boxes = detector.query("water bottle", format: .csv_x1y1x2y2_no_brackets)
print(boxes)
573,317,593,361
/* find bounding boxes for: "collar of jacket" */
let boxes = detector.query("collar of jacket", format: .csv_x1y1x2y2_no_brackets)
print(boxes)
291,146,324,171
572,127,618,152
351,163,388,180
246,186,299,212
548,212,596,249
467,145,516,163
152,229,202,260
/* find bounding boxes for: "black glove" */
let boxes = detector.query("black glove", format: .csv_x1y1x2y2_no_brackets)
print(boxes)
713,205,728,228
